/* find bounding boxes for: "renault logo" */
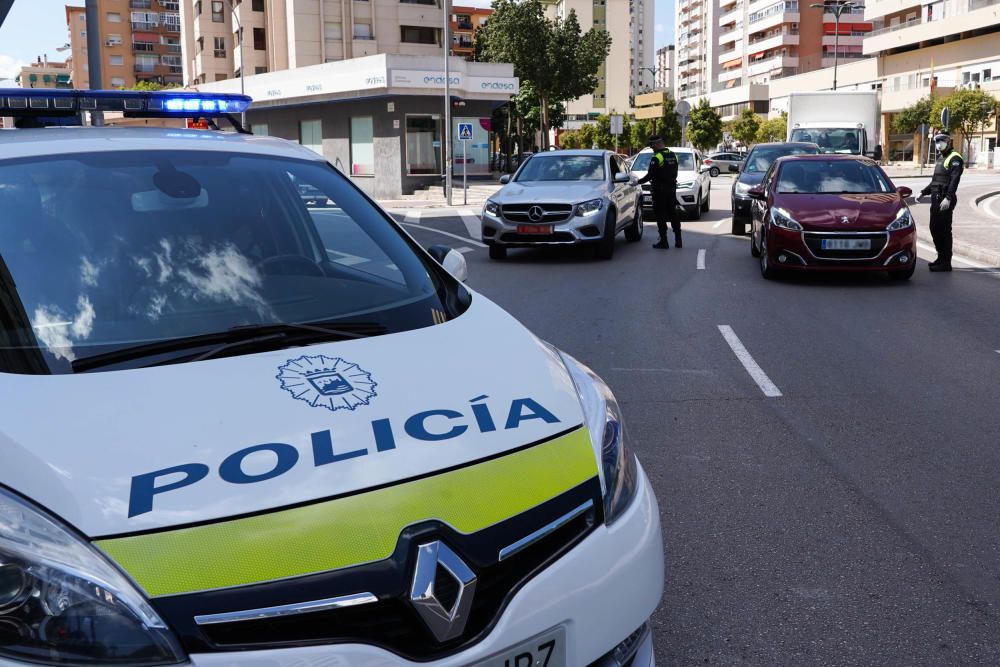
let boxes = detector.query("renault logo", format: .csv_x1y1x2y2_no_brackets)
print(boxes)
409,541,477,642
527,206,546,222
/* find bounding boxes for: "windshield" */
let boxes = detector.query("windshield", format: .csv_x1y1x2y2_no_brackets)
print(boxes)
0,151,461,374
744,145,819,173
776,160,893,194
515,155,606,182
630,152,696,172
789,128,863,154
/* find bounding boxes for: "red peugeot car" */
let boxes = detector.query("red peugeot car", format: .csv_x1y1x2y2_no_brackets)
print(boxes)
748,155,916,280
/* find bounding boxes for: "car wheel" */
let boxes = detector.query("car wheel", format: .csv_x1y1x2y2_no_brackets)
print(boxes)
759,232,778,280
889,263,915,281
701,188,711,212
688,195,702,220
595,209,617,260
624,200,643,242
732,215,746,237
750,224,761,257
710,167,720,177
488,245,507,260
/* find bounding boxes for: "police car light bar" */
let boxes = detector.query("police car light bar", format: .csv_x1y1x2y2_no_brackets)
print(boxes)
0,89,251,118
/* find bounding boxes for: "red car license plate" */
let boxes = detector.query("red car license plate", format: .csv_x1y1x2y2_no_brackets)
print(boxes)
517,224,553,234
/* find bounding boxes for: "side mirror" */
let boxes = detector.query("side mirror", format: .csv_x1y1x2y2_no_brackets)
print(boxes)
897,186,912,198
747,185,765,200
499,174,511,185
426,244,468,282
728,164,740,173
613,172,630,184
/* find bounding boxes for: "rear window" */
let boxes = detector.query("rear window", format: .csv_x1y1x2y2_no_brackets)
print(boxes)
744,145,819,173
776,160,893,194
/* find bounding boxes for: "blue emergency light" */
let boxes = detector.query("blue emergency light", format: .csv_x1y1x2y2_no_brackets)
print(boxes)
0,88,251,118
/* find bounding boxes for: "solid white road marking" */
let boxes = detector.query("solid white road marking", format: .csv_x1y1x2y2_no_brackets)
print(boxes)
984,195,1000,220
400,222,487,248
718,325,783,398
455,247,474,254
403,209,422,223
458,209,482,240
713,217,728,229
916,241,1000,277
697,248,706,270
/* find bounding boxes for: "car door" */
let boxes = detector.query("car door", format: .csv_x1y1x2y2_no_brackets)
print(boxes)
751,164,775,247
697,152,711,195
617,155,636,220
607,154,625,226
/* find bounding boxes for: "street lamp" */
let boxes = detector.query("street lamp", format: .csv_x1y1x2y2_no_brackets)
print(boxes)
810,0,864,91
223,0,247,128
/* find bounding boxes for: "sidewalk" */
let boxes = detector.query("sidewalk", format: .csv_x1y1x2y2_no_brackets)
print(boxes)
912,184,1000,267
884,165,1000,179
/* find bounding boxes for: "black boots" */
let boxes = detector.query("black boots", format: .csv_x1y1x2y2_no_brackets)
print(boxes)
674,230,683,248
652,238,670,249
929,262,952,272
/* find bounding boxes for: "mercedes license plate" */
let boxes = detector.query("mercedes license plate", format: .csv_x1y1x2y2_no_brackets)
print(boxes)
517,224,553,234
821,238,871,250
643,194,652,204
472,626,566,667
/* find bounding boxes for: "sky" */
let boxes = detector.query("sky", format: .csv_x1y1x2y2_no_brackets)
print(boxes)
0,0,672,81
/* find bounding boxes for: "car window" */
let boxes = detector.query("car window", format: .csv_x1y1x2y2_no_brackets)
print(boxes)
776,160,893,194
745,145,820,173
609,155,620,180
515,155,606,182
0,150,460,374
789,128,862,154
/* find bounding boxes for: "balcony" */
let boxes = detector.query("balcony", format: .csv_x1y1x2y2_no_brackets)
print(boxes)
130,0,152,7
719,68,743,82
133,41,156,52
864,0,921,21
160,0,179,8
748,1,798,23
166,44,182,53
748,54,797,75
131,21,159,30
748,30,800,52
820,54,868,67
718,47,741,63
719,5,744,26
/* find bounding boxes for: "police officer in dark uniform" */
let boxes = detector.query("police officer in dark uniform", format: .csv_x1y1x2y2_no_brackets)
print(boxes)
635,135,681,249
919,133,964,272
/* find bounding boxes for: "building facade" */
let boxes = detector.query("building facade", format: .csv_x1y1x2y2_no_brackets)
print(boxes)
14,57,73,89
180,0,450,86
65,0,182,90
674,0,717,105
450,5,492,60
655,44,674,92
631,0,654,96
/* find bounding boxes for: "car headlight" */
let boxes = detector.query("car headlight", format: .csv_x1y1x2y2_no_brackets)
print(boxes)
0,487,186,665
558,351,639,525
886,207,913,231
770,206,803,231
734,181,752,195
677,181,694,190
576,198,604,217
484,200,500,217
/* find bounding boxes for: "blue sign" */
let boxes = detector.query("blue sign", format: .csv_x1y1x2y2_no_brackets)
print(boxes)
458,122,474,142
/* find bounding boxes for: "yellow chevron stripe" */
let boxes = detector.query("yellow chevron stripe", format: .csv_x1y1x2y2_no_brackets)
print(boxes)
96,427,596,597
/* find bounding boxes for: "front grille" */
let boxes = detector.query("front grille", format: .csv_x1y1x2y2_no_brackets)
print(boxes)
803,231,888,260
501,203,574,223
500,231,577,243
152,476,602,661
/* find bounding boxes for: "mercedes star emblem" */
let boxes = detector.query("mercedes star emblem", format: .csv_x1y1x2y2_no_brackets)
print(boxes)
527,206,545,222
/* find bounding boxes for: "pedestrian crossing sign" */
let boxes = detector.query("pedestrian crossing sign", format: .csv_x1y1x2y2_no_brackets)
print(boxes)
458,122,473,141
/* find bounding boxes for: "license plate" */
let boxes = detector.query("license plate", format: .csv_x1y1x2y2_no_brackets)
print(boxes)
472,626,566,667
643,195,652,204
821,238,871,250
517,224,553,234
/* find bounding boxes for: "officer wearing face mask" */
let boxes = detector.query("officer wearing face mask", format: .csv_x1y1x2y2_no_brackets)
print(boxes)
919,133,963,272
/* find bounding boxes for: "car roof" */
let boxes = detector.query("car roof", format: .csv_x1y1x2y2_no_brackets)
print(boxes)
0,127,326,162
749,142,820,150
772,154,879,166
544,149,611,157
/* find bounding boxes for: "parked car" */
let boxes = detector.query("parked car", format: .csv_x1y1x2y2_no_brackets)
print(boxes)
730,142,820,236
748,155,917,280
630,147,711,220
703,152,744,177
482,150,642,260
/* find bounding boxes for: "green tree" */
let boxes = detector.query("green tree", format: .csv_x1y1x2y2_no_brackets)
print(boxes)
560,130,581,149
577,123,597,149
730,108,761,149
686,99,723,152
892,96,933,134
658,95,682,146
756,112,787,143
478,0,612,150
932,88,999,158
630,118,654,151
127,80,180,91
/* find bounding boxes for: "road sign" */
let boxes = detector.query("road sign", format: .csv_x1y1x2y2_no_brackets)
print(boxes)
458,122,473,142
675,100,691,117
940,107,951,131
610,115,624,136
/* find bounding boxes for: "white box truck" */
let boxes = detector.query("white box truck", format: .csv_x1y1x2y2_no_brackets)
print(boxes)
786,91,882,159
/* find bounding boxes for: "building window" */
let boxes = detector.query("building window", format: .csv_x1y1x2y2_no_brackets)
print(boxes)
214,36,226,57
252,123,268,135
110,76,126,87
195,0,202,14
401,25,437,44
212,0,225,22
107,12,121,22
354,22,373,39
406,115,442,175
136,54,158,72
350,117,375,176
197,36,204,53
255,66,268,74
109,55,124,66
325,21,342,40
215,73,228,81
300,119,323,155
252,0,265,9
253,27,266,49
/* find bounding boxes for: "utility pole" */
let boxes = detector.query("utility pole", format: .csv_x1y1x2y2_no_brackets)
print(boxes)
85,0,104,125
443,0,453,206
810,0,864,91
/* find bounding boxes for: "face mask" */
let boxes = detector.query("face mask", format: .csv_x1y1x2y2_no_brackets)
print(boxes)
936,141,948,152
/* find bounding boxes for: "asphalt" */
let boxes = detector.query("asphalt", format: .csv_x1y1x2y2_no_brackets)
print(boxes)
388,176,1000,666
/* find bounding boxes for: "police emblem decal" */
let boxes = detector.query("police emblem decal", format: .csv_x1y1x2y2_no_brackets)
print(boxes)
277,355,377,412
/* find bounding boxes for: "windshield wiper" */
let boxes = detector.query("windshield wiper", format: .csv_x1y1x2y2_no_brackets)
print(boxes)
70,321,384,373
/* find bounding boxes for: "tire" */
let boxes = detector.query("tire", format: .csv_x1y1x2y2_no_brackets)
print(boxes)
488,245,507,260
595,209,617,260
687,199,702,220
709,167,720,177
889,264,915,281
759,232,779,280
624,200,644,242
750,225,761,257
701,187,711,212
732,216,746,236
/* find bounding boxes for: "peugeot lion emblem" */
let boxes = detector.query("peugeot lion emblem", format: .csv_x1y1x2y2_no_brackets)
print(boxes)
840,216,851,224
410,541,477,642
527,206,545,222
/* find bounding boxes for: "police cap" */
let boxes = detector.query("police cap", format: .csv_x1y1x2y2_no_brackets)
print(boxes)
647,135,664,146
933,133,952,144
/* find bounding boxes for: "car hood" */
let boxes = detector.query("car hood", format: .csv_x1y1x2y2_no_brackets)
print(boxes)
494,180,608,204
0,295,590,539
737,172,765,187
775,193,904,230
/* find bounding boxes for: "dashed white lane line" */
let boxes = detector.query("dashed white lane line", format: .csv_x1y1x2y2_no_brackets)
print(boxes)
718,325,783,398
403,209,422,223
455,247,474,254
697,248,706,270
712,217,728,229
400,222,487,248
458,209,482,240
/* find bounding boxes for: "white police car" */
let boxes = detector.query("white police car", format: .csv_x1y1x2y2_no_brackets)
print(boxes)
0,89,663,666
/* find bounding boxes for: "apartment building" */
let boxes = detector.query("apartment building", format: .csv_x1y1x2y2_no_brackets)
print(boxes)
864,0,1000,164
180,0,449,85
656,44,675,91
450,5,491,60
674,0,718,104
630,0,654,97
65,0,183,90
14,57,73,89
